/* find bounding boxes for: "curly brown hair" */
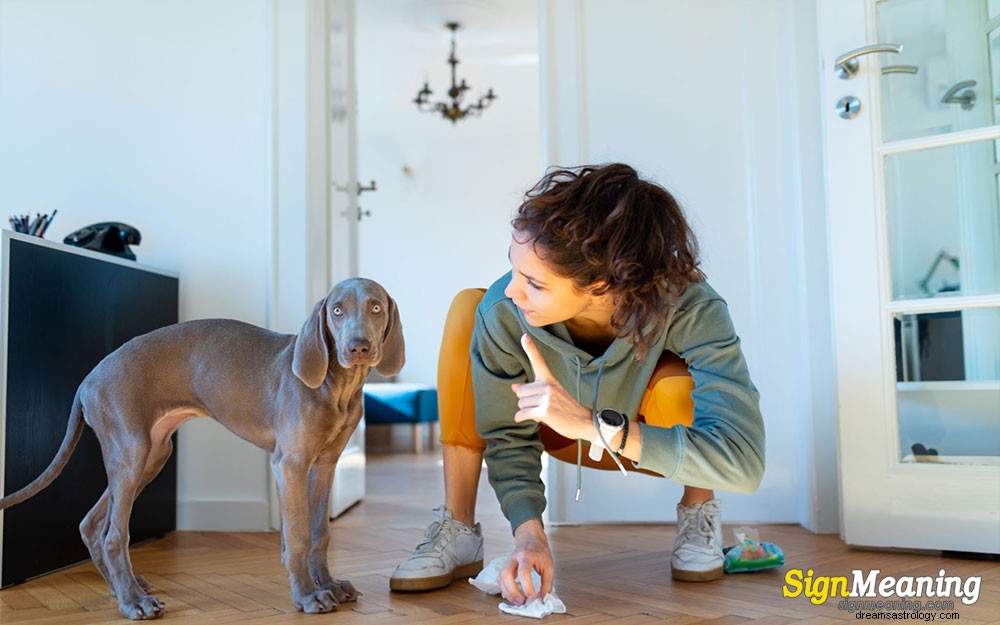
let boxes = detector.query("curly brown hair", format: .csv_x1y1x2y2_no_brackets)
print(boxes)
512,163,705,360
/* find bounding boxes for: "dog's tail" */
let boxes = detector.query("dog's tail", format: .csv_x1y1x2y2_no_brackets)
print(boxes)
0,391,86,510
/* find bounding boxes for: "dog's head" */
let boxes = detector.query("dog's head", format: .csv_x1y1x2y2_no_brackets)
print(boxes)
292,277,405,389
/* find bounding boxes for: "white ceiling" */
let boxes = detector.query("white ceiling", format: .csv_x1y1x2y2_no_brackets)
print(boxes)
358,0,538,58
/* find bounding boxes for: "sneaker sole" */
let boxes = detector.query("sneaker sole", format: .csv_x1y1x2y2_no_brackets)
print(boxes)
390,560,485,592
670,564,724,582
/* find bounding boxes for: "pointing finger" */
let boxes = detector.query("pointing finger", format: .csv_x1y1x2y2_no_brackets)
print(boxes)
521,334,553,382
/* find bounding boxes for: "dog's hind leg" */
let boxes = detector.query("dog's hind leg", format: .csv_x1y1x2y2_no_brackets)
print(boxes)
80,489,114,591
83,437,173,599
101,438,167,620
130,438,174,595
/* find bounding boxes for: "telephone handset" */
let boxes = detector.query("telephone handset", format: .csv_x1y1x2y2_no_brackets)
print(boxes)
64,222,141,261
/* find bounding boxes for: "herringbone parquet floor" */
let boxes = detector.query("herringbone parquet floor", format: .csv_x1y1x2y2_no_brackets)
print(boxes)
1,453,998,624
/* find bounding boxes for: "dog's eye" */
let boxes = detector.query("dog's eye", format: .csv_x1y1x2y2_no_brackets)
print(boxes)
332,306,343,316
372,304,382,314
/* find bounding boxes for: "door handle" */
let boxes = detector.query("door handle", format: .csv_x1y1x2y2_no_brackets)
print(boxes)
941,80,976,111
332,179,378,194
835,43,902,79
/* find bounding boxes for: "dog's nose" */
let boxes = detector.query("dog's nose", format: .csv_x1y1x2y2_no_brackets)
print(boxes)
348,339,372,355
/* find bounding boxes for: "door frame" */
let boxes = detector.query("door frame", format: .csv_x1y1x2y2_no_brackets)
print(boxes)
265,0,362,530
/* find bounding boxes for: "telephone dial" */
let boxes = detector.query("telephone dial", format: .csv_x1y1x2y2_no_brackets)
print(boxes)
64,222,141,261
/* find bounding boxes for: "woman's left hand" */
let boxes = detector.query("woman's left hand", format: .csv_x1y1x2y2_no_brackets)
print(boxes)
513,334,594,441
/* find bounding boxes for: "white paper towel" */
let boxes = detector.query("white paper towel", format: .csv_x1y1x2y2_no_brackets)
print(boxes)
469,555,567,618
499,593,567,618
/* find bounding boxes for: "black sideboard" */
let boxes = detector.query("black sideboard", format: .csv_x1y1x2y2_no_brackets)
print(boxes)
0,231,179,586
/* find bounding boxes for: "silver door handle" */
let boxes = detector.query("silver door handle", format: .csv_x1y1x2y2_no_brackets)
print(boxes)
941,80,976,111
333,179,378,194
882,65,918,75
835,43,902,79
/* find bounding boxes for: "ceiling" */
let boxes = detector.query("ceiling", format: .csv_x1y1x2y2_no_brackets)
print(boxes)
359,0,538,56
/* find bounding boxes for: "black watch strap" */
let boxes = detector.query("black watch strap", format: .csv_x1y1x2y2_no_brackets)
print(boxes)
616,417,630,454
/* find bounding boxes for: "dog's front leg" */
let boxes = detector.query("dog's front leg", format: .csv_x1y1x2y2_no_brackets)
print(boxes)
271,450,338,614
308,458,360,604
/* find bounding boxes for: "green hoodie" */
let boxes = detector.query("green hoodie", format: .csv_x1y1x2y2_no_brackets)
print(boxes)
472,271,765,533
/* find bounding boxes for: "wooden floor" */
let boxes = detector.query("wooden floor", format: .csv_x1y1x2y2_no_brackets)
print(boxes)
2,453,998,624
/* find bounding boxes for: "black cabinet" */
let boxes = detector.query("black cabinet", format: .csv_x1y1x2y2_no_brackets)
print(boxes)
0,232,179,586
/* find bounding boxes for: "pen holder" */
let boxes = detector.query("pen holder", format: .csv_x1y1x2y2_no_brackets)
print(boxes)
9,211,57,237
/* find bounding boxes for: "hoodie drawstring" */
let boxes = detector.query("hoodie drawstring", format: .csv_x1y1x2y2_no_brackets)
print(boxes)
573,358,627,501
574,357,583,501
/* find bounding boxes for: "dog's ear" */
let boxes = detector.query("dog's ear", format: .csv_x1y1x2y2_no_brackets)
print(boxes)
376,295,405,376
293,298,332,388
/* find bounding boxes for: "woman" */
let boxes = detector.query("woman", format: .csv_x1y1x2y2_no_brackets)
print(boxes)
390,163,765,604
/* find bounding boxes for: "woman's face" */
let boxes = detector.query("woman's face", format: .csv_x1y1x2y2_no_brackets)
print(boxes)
504,233,609,328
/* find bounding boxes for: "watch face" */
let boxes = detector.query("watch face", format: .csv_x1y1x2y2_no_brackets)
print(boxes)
598,409,625,428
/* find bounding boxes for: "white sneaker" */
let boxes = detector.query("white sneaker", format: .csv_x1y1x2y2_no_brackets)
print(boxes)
671,499,724,582
390,505,484,592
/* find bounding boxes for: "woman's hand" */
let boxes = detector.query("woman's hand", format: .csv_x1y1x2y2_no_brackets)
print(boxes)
513,334,594,441
498,519,554,605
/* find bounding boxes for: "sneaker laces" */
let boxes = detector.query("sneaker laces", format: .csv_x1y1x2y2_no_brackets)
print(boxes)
411,505,455,558
678,502,720,548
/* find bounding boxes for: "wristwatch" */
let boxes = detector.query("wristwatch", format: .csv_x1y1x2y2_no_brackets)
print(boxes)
589,408,628,462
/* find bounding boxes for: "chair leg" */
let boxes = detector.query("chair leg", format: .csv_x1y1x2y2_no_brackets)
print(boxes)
412,423,420,454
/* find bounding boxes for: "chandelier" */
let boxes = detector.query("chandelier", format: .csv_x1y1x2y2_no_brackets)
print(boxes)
413,22,496,124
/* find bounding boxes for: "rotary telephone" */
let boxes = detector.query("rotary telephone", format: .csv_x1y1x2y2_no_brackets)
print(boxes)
64,222,141,261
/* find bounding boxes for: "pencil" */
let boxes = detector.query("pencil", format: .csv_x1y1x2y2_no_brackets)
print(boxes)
39,209,57,237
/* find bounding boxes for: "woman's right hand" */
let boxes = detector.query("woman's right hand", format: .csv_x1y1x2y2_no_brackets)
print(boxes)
498,519,555,605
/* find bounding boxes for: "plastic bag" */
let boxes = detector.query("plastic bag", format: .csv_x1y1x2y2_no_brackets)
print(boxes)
723,526,784,574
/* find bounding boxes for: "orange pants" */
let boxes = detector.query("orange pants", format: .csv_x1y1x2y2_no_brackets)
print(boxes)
437,289,694,476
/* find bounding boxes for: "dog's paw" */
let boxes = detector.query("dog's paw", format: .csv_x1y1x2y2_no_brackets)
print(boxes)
293,589,339,614
329,579,361,603
119,594,166,620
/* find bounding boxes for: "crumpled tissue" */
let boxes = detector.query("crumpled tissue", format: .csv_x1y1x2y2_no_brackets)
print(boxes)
469,555,567,618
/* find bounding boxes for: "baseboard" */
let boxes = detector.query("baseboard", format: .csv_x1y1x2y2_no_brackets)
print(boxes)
177,499,271,531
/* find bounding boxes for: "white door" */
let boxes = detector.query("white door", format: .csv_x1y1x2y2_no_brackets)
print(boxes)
328,0,360,284
327,0,365,519
821,0,1000,553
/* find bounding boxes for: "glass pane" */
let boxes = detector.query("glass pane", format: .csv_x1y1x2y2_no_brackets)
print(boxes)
885,138,1000,300
894,308,1000,464
877,0,994,142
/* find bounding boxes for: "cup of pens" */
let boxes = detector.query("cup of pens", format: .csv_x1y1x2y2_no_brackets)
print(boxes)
8,210,57,238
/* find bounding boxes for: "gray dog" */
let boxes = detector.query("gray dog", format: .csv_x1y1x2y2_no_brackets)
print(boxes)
0,277,403,620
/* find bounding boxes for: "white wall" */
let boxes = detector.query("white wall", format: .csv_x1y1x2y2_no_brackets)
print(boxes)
354,0,541,385
0,0,321,530
541,0,837,530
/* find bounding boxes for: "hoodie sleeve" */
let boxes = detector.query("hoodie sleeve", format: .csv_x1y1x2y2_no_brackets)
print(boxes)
633,297,766,493
471,305,548,534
